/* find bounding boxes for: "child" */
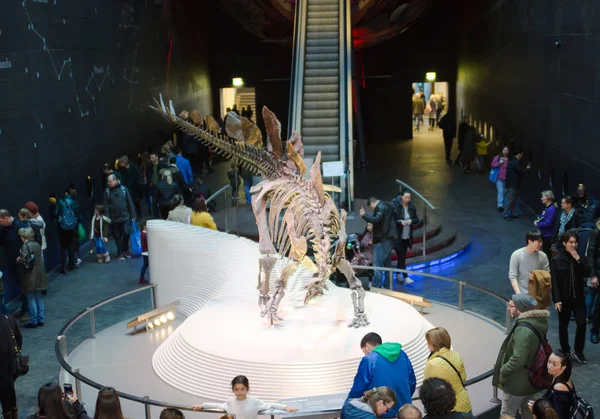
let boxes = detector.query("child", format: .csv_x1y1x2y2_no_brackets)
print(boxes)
475,134,492,172
90,204,111,263
192,375,298,419
139,220,149,284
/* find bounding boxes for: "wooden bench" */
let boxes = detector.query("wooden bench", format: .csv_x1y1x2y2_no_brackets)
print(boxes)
369,288,432,314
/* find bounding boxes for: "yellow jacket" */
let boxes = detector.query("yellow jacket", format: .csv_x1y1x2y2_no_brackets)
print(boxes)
190,211,217,230
423,347,472,413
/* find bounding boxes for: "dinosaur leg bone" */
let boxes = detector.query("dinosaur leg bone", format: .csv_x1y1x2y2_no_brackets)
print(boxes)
265,262,299,324
337,258,369,328
258,256,277,312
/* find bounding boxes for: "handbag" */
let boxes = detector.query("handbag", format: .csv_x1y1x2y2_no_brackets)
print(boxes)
438,355,465,388
130,220,142,256
489,167,499,183
77,223,86,241
5,315,29,378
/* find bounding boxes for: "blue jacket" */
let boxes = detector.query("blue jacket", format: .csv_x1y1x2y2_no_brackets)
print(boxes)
347,343,416,418
536,204,557,238
342,398,377,419
175,155,194,185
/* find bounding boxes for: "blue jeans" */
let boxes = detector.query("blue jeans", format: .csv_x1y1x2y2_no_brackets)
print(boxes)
140,255,149,279
243,177,252,204
413,114,422,131
94,236,107,255
26,290,44,325
372,239,394,288
495,179,505,208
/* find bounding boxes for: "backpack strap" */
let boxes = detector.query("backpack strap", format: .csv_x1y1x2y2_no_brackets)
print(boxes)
517,321,545,343
437,355,465,388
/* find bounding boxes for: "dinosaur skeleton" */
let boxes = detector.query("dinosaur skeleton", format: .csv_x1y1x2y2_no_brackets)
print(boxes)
150,94,368,328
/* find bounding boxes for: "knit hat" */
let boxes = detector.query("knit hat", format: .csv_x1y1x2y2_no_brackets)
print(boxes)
512,294,537,312
24,201,39,215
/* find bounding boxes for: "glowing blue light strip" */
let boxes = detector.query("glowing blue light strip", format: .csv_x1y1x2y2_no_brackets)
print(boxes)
406,245,470,271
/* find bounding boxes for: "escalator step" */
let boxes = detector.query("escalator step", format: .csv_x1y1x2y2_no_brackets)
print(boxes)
305,61,338,69
304,76,339,85
303,109,339,118
304,84,339,93
307,11,339,19
306,39,339,47
307,4,338,12
303,100,339,110
302,136,340,145
307,32,338,40
308,0,338,5
306,45,338,54
307,17,338,25
305,53,338,62
303,92,339,101
304,145,340,158
305,68,338,76
302,126,338,136
306,25,338,33
302,118,339,128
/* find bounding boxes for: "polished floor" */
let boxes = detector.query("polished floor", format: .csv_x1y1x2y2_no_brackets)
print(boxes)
12,125,600,416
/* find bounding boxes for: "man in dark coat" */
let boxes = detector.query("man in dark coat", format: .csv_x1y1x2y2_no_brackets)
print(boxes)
438,111,457,162
104,175,137,260
118,155,142,217
0,210,28,315
574,184,600,227
101,163,121,191
454,116,469,166
503,149,530,221
0,313,22,418
360,197,397,288
391,191,419,285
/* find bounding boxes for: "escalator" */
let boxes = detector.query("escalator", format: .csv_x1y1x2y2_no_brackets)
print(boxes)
289,0,353,202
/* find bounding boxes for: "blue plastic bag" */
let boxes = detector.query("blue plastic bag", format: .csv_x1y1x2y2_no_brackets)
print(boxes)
130,220,142,256
489,167,499,183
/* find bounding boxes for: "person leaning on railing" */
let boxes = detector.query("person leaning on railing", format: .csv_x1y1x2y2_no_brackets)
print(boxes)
26,383,90,419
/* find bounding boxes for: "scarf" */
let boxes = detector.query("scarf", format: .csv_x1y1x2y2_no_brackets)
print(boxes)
558,210,574,237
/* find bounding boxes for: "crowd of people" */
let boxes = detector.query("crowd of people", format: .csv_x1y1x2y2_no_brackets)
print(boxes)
412,90,446,133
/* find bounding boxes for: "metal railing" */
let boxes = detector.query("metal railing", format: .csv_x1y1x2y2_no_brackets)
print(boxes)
339,0,353,208
55,263,507,418
206,184,240,237
396,179,436,256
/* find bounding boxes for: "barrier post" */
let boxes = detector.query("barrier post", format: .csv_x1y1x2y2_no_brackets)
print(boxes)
89,308,96,339
458,281,465,311
151,285,157,310
73,368,83,399
58,335,68,361
224,189,229,233
491,386,500,403
422,205,427,256
143,396,152,419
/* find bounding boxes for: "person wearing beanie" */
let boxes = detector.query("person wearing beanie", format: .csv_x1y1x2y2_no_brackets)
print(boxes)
24,202,47,254
492,293,549,419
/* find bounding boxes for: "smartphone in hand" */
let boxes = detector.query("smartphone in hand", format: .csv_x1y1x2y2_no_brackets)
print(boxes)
64,383,73,398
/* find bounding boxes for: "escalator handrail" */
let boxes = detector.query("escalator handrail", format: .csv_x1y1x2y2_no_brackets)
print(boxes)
288,0,308,138
339,0,354,204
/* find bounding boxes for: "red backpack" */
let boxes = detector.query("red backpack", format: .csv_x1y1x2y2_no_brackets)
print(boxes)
518,322,553,389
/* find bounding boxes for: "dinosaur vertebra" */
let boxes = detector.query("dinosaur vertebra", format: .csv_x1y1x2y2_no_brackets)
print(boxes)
150,95,367,327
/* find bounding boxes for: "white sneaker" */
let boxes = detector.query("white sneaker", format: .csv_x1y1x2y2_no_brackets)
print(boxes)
404,277,414,285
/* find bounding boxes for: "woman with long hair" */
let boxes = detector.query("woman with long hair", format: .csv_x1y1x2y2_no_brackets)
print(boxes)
167,194,192,224
27,382,90,419
94,387,126,419
341,386,397,419
156,170,181,219
190,195,217,230
531,399,559,419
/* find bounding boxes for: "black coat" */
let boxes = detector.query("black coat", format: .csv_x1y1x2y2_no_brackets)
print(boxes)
554,210,580,243
438,114,457,139
156,180,182,206
119,164,142,200
585,229,600,278
0,314,22,384
104,185,136,223
391,197,419,248
457,121,469,149
551,247,590,302
362,201,397,244
575,196,600,225
0,220,28,264
505,157,529,189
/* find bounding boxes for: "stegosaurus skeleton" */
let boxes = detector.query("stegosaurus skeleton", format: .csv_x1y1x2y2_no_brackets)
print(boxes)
150,95,369,328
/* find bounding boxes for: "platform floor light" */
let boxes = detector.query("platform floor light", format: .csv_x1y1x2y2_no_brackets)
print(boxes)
126,303,178,334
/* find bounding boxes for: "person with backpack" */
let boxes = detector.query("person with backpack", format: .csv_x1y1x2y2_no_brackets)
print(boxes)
54,189,81,274
550,230,591,364
492,294,550,419
104,174,137,260
16,227,46,328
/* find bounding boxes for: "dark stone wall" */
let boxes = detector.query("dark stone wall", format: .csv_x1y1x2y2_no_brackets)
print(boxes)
0,0,212,295
457,0,600,209
358,1,458,145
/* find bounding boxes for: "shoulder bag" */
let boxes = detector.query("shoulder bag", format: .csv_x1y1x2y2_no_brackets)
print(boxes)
438,355,465,388
5,315,29,378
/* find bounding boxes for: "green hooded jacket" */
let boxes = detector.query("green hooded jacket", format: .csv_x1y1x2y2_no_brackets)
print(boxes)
492,309,550,396
372,342,402,362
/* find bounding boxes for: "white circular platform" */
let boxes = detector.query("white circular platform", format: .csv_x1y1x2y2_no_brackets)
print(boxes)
152,287,433,401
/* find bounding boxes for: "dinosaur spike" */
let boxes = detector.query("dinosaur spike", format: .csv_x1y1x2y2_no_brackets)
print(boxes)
169,100,176,117
262,106,282,158
159,94,167,113
309,152,325,204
